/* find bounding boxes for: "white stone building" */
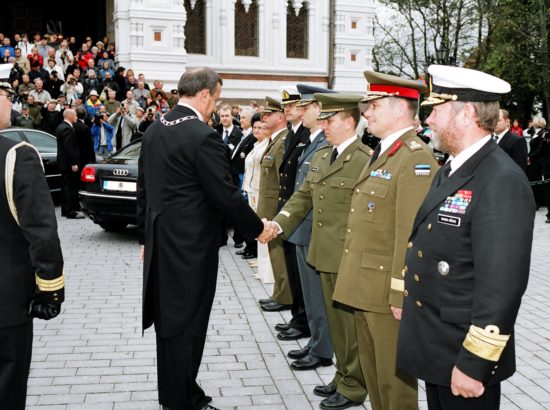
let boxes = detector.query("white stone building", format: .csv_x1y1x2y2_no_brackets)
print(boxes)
112,0,375,100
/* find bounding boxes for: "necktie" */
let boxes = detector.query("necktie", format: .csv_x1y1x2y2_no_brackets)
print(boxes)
492,133,498,141
330,148,338,164
434,161,452,188
369,143,381,166
224,130,229,145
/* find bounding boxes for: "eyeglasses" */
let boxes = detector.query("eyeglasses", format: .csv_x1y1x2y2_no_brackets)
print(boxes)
0,93,14,103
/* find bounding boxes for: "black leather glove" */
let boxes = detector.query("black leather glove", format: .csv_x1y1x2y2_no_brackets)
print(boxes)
29,301,61,320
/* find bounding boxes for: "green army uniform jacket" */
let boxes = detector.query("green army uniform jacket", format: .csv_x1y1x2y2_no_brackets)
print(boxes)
256,128,288,220
273,138,372,273
333,130,438,313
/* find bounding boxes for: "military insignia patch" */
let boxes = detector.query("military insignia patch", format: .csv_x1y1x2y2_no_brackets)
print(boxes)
370,169,392,180
367,200,375,212
408,140,422,151
264,155,274,161
439,190,472,214
311,167,320,173
282,90,290,99
240,152,246,158
297,143,306,148
414,164,431,176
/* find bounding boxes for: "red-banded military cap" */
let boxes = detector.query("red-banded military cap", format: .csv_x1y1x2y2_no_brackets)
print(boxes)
362,70,426,103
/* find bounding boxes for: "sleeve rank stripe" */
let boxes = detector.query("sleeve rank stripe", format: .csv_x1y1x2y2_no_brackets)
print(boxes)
462,325,510,362
36,275,65,291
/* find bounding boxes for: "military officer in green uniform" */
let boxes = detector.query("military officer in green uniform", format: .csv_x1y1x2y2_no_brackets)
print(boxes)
256,97,293,309
333,71,437,410
270,93,370,410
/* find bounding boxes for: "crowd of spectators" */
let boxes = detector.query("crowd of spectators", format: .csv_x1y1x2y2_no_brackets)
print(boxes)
0,31,179,155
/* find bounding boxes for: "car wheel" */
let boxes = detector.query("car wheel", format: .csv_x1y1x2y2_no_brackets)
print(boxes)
99,222,128,232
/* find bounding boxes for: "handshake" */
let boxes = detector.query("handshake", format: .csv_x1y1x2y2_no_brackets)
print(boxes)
257,218,280,244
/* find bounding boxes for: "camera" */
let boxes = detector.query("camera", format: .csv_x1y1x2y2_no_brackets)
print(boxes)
94,113,103,125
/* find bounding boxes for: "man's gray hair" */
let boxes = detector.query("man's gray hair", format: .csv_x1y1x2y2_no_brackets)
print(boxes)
240,105,255,120
63,109,76,119
177,67,222,97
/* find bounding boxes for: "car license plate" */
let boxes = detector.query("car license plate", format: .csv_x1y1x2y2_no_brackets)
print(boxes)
103,180,136,192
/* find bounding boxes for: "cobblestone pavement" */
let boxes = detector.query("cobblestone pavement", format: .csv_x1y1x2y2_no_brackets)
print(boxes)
26,207,550,410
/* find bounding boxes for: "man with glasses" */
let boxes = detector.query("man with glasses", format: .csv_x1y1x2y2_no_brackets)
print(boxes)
0,63,64,408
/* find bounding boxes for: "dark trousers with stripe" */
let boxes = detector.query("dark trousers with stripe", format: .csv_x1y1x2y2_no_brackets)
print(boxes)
282,240,308,331
0,321,33,410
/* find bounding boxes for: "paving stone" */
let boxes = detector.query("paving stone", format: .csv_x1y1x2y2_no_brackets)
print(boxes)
25,208,550,408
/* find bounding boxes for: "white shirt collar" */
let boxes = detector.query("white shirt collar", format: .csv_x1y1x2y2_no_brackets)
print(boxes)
309,129,322,143
243,127,252,136
448,135,492,176
177,102,204,121
379,126,413,155
64,119,73,128
291,122,302,134
334,134,358,156
495,128,508,144
223,125,234,134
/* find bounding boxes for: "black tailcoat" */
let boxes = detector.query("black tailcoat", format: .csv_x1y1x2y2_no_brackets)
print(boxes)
137,105,263,339
397,140,535,387
498,131,528,172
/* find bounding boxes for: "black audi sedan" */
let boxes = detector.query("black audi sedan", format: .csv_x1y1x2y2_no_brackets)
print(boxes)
0,128,62,196
79,139,140,232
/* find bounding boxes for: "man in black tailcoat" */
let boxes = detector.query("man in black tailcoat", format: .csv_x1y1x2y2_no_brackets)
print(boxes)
137,67,268,410
397,65,536,410
0,64,64,409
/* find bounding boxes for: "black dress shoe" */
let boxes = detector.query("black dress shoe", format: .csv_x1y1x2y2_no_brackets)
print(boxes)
320,392,361,410
200,405,219,410
235,249,247,255
162,395,212,410
313,383,337,397
260,301,291,312
65,212,85,219
234,242,244,248
258,297,273,305
288,346,310,359
291,354,332,370
277,327,310,340
205,395,212,403
275,322,292,332
241,252,257,260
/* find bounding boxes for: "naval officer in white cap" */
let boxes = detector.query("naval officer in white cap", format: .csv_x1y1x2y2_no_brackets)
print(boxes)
396,65,536,409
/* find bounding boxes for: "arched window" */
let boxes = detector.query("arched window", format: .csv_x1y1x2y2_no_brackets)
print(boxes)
286,2,309,59
184,0,206,54
235,0,259,57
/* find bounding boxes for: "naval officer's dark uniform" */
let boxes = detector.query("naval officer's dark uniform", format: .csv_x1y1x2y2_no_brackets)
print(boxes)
397,140,535,409
0,136,64,409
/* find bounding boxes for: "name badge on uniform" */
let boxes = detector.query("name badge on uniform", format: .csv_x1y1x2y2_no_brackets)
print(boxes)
228,143,235,150
439,190,473,214
370,169,392,180
414,164,431,176
310,166,320,173
240,152,246,159
438,214,461,227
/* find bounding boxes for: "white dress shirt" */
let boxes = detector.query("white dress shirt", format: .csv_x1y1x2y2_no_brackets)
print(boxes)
379,126,414,156
448,136,492,176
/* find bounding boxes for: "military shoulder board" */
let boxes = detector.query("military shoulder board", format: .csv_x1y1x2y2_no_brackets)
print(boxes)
160,115,198,127
5,142,44,225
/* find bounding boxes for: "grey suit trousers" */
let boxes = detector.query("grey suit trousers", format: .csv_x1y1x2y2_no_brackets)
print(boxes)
296,244,333,359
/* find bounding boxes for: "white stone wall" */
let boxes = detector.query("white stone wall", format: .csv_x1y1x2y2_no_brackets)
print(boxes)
113,0,375,98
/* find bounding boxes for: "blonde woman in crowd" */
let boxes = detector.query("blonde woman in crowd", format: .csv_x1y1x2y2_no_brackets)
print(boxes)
243,114,274,283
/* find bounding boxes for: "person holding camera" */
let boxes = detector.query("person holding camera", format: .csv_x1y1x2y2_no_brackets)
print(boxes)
108,103,137,149
138,106,157,133
55,40,74,74
45,58,64,82
91,112,115,157
0,64,64,409
44,70,63,99
60,73,83,106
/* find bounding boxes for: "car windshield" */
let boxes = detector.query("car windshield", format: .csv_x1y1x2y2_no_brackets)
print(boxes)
112,140,141,160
